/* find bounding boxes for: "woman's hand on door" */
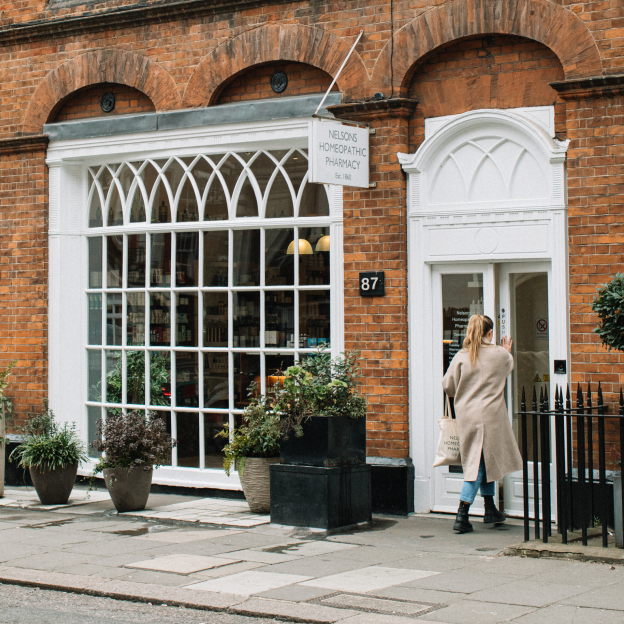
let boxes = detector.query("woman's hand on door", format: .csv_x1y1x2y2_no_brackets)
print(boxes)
501,335,513,353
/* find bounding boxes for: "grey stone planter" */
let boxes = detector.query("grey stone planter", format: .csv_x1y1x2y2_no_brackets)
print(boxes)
29,463,78,505
104,466,153,513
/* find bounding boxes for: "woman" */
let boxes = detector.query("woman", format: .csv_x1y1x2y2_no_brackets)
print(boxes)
442,314,522,534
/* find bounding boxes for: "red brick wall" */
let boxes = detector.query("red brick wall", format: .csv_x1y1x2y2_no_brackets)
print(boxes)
53,83,155,122
334,102,414,459
408,35,566,150
0,148,48,429
567,94,624,409
217,62,336,105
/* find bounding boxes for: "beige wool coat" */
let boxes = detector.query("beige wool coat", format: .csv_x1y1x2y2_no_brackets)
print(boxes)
442,344,523,483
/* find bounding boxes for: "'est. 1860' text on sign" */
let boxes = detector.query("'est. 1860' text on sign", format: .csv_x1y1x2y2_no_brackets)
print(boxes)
309,119,369,188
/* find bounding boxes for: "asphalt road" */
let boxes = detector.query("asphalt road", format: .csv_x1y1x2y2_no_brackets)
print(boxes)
0,584,281,624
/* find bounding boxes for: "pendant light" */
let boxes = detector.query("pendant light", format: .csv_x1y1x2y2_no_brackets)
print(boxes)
315,235,330,252
286,238,313,254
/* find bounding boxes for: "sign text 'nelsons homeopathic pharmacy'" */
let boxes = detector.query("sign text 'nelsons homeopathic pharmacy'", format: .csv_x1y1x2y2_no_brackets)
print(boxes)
309,119,370,188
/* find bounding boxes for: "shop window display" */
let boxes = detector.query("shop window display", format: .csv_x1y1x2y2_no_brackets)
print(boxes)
86,149,332,472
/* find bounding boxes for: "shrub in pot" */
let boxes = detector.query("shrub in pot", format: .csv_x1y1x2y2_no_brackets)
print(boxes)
274,350,368,466
218,395,280,514
10,408,87,505
91,411,175,513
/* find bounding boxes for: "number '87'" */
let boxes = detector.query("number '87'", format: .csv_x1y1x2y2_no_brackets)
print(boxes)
361,277,378,290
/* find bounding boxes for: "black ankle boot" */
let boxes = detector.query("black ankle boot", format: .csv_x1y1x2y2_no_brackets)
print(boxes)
453,501,473,533
483,495,506,524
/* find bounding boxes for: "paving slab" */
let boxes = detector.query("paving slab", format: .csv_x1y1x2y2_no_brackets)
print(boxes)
190,561,266,579
560,584,624,610
4,551,101,572
278,541,359,557
132,529,244,543
126,554,240,574
88,578,246,609
338,615,446,624
370,585,467,604
509,604,624,623
120,569,201,586
215,548,300,564
230,598,359,623
321,593,433,616
0,566,104,592
402,569,521,594
255,584,336,601
468,579,591,607
418,599,537,623
185,570,313,595
254,554,368,577
301,566,440,593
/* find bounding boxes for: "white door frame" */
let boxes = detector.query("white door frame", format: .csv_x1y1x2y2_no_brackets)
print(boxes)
400,107,570,513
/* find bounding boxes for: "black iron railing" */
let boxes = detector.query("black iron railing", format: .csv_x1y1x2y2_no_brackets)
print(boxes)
518,383,624,547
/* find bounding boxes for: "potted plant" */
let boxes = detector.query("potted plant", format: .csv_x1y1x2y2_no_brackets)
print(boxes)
10,407,87,505
275,350,368,466
0,361,16,497
91,410,175,513
267,350,370,529
218,392,280,514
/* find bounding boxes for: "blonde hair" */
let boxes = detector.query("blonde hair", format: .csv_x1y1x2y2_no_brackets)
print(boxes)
463,314,494,366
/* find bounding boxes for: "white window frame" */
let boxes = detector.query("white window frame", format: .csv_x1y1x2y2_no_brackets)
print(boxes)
47,118,345,489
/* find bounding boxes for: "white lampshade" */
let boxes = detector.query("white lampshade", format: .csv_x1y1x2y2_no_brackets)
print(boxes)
286,239,313,255
315,235,330,252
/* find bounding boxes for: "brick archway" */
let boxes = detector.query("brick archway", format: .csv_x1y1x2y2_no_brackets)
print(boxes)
183,24,370,107
371,0,603,96
23,49,181,134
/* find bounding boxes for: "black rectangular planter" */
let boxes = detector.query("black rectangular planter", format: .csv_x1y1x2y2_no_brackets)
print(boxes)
270,463,372,529
280,416,366,467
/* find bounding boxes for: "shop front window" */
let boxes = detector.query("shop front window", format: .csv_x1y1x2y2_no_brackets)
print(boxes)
85,150,333,469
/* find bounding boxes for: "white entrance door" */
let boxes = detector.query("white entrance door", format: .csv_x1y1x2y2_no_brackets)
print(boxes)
432,263,495,515
432,261,557,519
500,262,556,520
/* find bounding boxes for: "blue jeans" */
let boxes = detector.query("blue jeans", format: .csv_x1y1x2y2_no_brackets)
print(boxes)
459,453,495,504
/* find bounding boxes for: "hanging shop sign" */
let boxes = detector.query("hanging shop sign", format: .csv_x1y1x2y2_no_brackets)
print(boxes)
310,119,369,188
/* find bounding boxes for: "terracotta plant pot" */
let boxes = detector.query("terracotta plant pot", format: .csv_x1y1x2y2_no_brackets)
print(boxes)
239,457,279,514
104,466,153,513
29,463,78,505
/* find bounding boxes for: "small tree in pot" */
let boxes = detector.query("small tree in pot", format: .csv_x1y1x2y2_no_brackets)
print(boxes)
91,411,175,513
11,408,87,505
0,361,16,496
218,392,280,514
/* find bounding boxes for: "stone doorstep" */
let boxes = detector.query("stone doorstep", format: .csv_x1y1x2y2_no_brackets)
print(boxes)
0,567,367,623
505,541,624,565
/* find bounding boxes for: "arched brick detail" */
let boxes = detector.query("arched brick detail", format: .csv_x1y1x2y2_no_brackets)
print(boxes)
371,0,603,96
23,49,181,133
183,24,370,107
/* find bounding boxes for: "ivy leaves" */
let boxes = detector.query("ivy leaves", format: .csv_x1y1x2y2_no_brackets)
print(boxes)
592,273,624,352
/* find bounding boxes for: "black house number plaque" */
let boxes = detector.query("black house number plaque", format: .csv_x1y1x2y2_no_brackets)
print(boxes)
359,271,385,297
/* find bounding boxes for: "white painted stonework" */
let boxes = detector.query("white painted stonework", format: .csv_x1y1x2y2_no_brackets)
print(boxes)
400,107,570,514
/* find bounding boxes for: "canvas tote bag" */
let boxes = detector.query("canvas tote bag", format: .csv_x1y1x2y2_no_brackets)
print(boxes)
433,395,461,467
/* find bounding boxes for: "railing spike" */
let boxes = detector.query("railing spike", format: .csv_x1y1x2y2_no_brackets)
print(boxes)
577,383,583,409
620,388,624,416
540,386,544,404
532,386,538,411
566,384,571,405
598,382,603,407
544,385,549,407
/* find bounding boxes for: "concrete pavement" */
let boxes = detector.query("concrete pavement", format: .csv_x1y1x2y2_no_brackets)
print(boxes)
0,485,621,623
